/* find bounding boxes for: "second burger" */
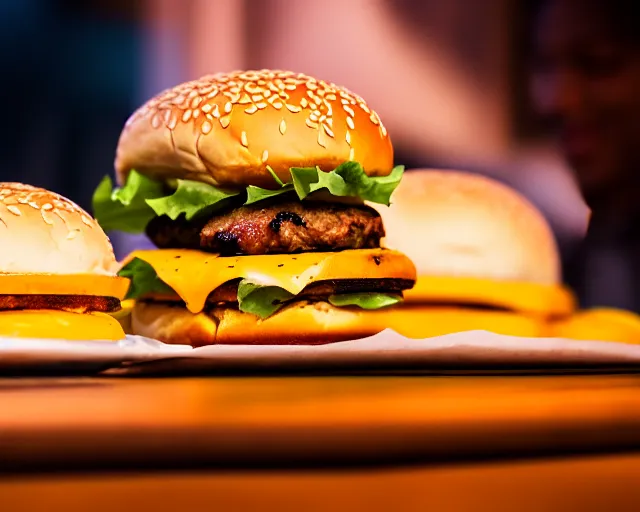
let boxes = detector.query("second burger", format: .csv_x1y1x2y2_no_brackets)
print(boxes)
92,69,416,346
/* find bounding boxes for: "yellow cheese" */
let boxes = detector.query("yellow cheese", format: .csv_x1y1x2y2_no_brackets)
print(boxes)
372,306,548,339
405,277,575,319
551,308,640,344
124,249,417,314
0,274,129,300
0,310,126,340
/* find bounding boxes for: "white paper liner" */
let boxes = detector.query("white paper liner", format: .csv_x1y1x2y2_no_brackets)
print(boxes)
110,329,640,375
3,330,640,375
0,335,191,374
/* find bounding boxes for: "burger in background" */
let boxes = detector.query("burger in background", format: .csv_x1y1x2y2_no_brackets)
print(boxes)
0,183,128,341
93,70,416,346
374,169,640,343
373,170,574,338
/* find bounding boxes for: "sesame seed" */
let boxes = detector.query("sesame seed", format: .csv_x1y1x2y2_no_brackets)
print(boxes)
224,102,233,113
309,112,319,122
81,215,93,226
343,105,355,117
239,93,251,104
201,103,212,113
285,104,301,113
207,89,219,99
241,131,248,147
317,128,327,148
6,205,20,216
245,105,258,114
167,113,178,130
182,110,192,122
262,149,269,162
349,147,355,160
212,104,220,118
300,98,309,108
190,96,202,108
346,117,355,130
346,131,351,145
381,124,388,136
151,115,162,129
370,113,380,125
306,119,319,129
307,81,318,91
272,101,283,109
172,94,186,105
193,109,201,118
42,211,54,225
323,124,335,138
66,230,78,240
42,203,53,210
360,103,371,114
256,102,268,109
279,119,287,135
28,201,39,209
201,120,212,134
220,116,231,128
252,94,264,102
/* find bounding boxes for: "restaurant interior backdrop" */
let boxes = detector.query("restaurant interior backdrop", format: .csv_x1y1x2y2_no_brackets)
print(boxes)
0,0,590,259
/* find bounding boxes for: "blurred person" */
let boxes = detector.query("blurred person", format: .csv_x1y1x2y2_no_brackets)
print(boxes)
530,0,640,312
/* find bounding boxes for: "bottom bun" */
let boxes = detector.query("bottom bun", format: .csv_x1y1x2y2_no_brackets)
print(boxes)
131,300,386,346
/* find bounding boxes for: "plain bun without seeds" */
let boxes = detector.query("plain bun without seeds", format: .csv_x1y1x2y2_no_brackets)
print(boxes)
375,170,561,286
0,183,118,275
131,300,386,346
115,69,394,189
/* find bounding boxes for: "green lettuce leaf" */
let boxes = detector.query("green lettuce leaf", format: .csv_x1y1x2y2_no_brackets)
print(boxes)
245,184,294,205
328,292,403,309
118,262,404,319
146,180,240,221
91,172,165,233
236,280,295,319
290,162,404,206
93,162,404,234
118,257,174,300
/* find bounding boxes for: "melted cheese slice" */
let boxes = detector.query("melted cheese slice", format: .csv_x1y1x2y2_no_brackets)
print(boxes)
373,306,549,339
405,277,575,319
124,249,417,314
551,308,640,344
0,310,126,340
0,274,129,299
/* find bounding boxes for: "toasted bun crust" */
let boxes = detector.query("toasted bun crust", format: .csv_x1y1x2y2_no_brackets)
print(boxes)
0,183,118,275
131,300,385,346
115,70,393,189
375,170,561,285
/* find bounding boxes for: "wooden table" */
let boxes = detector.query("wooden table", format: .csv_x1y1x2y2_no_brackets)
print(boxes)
2,374,640,511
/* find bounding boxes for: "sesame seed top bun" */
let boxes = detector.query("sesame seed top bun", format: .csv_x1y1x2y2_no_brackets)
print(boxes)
115,69,394,189
0,183,118,275
375,170,561,285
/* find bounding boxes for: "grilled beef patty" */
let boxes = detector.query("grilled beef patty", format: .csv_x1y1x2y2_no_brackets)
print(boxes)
146,201,384,256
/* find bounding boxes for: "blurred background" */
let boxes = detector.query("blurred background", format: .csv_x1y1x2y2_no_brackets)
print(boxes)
2,0,638,310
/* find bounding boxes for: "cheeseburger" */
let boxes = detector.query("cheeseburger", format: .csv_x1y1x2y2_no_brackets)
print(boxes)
93,69,416,346
0,183,128,341
373,170,576,338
